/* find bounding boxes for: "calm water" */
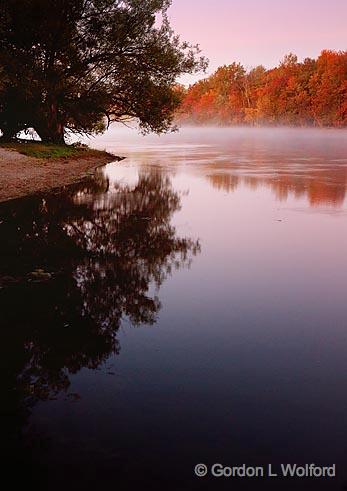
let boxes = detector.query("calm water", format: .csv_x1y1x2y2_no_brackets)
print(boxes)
1,127,347,490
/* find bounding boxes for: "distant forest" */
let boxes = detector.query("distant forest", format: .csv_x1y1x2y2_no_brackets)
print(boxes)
177,51,347,127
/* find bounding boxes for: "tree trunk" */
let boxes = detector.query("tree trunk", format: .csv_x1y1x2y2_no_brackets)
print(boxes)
1,125,19,141
36,99,65,144
43,123,65,144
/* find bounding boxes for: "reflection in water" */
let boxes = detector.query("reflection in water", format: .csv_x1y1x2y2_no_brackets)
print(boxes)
0,167,200,469
206,165,347,207
2,128,347,490
98,127,347,208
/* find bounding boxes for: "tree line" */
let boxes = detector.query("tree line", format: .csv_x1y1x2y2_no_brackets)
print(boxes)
178,51,347,127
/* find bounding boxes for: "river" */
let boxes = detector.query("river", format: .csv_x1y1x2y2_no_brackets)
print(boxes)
1,126,347,490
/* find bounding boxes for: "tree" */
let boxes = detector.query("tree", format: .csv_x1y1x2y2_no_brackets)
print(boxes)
310,50,347,127
0,0,207,143
177,51,347,128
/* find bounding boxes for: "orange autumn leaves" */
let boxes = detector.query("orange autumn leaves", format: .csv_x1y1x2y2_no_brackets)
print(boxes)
177,51,347,127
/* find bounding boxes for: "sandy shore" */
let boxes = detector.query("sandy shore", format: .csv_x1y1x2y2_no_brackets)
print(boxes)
0,148,119,203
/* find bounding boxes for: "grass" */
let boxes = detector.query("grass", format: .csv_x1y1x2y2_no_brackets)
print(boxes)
0,140,108,159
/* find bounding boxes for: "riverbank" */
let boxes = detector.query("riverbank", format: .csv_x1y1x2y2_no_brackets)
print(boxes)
0,143,120,203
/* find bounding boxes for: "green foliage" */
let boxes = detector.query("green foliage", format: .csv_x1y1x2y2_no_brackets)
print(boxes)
0,0,207,143
0,141,107,159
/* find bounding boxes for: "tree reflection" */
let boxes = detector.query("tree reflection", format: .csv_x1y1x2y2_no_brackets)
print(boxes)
206,165,347,207
0,169,200,412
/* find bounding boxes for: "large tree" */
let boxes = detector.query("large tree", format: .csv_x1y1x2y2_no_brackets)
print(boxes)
0,0,206,143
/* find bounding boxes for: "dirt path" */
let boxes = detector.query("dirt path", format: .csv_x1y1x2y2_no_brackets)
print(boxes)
0,148,118,203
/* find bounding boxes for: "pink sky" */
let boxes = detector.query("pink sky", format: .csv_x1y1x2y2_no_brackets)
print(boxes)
167,0,347,84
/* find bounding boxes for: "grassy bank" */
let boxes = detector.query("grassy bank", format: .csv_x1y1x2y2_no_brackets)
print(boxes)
0,140,107,159
0,140,120,203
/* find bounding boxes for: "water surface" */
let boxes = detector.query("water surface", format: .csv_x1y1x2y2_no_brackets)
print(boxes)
1,127,347,490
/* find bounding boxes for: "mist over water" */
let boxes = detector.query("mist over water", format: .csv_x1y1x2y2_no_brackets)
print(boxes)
85,125,347,208
2,126,347,490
